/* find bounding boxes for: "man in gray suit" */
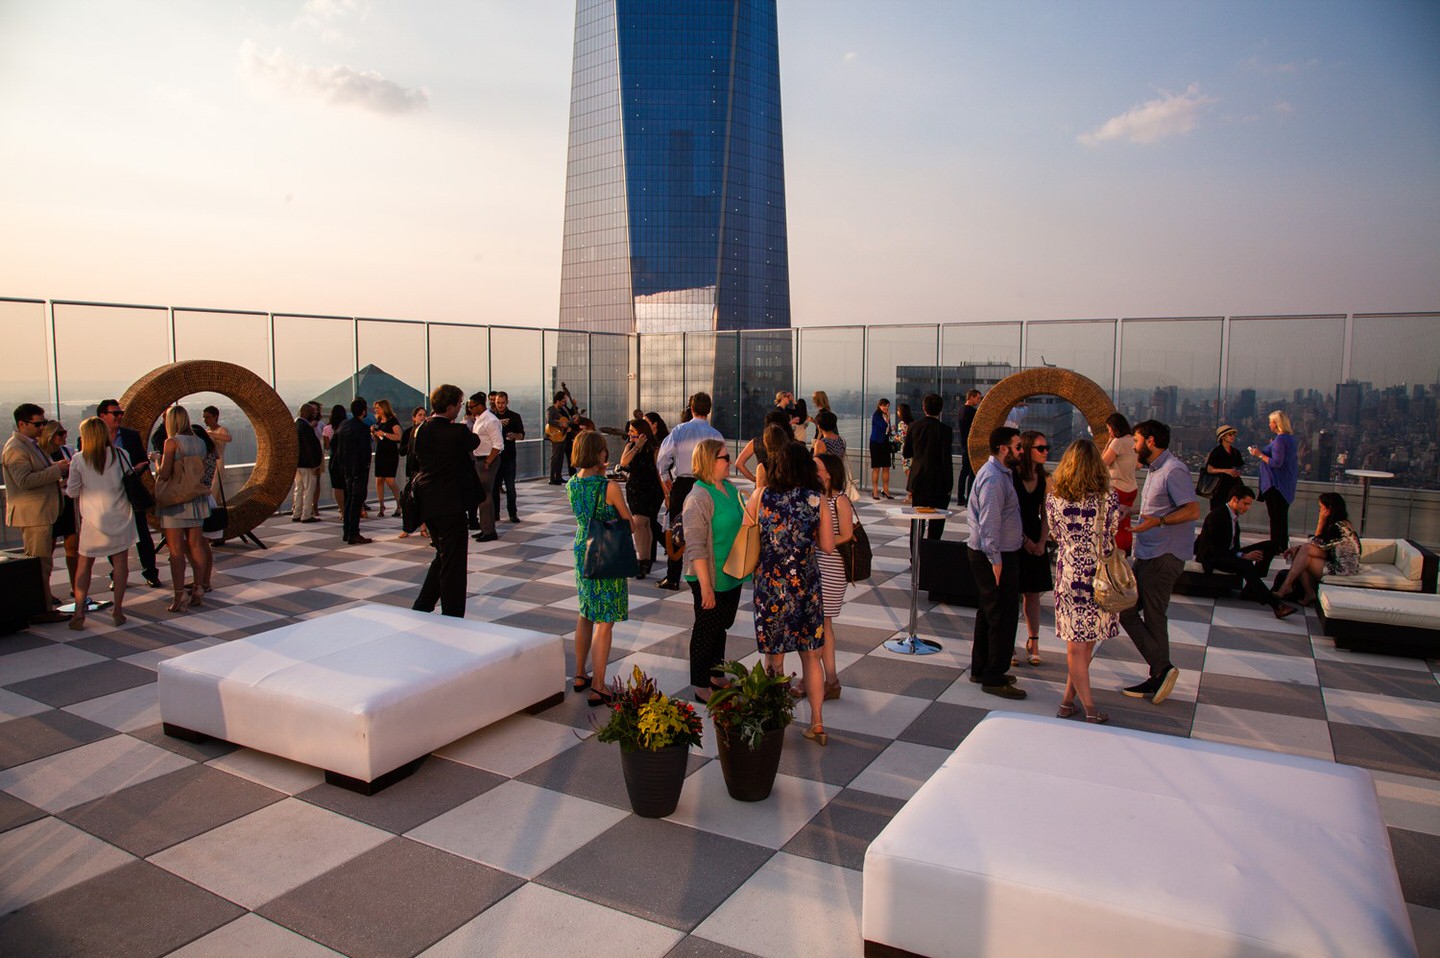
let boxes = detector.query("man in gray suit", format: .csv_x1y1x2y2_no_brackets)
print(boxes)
3,403,71,620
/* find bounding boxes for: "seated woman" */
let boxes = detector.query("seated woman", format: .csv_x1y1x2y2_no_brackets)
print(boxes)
1273,492,1360,607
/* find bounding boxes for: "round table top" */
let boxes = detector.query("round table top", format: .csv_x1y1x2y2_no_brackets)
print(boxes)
1344,469,1395,480
889,506,953,521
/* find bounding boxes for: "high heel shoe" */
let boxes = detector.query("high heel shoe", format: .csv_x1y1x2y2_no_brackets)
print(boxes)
823,681,841,701
168,589,186,613
1081,706,1109,724
803,724,828,747
1056,701,1076,718
1026,637,1041,666
189,582,204,608
111,608,126,627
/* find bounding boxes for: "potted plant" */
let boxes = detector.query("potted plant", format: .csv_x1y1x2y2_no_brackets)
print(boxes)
595,666,703,818
705,660,797,802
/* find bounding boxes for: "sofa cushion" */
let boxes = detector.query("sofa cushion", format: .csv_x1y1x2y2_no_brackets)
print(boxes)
1320,585,1440,630
1359,538,1397,565
1394,539,1425,581
1326,568,1421,592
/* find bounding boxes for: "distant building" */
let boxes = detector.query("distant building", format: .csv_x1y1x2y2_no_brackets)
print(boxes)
1335,382,1362,426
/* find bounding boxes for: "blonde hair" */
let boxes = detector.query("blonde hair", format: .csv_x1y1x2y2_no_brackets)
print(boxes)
1050,439,1110,502
79,417,111,474
373,398,394,420
811,390,830,412
1269,410,1292,434
571,430,608,469
37,420,65,455
692,438,726,480
165,405,192,439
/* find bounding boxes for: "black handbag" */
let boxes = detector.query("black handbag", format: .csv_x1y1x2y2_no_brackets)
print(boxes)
118,448,154,515
1196,470,1221,499
838,516,873,582
582,480,638,579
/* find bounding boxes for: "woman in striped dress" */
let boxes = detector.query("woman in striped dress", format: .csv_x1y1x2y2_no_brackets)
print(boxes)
814,452,855,702
811,409,847,460
156,405,211,613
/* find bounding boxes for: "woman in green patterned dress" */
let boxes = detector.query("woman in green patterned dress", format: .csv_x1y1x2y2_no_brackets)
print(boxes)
568,430,633,706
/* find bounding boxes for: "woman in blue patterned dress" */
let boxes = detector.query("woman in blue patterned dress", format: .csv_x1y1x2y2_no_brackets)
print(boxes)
747,442,836,745
1044,439,1120,724
568,431,632,706
156,406,212,614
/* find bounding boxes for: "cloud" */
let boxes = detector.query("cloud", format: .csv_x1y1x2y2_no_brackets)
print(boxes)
294,0,368,46
239,40,428,115
842,51,858,64
1078,83,1218,146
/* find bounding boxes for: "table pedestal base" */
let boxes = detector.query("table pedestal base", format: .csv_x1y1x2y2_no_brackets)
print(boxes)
884,636,942,656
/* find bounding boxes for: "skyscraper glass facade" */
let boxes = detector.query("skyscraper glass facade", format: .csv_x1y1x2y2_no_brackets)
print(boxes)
558,0,792,425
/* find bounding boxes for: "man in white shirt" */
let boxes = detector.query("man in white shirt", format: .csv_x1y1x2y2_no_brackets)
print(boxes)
468,392,503,543
654,392,722,590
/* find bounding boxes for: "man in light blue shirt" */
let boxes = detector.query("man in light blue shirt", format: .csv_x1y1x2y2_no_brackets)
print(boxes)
1120,419,1199,705
655,392,722,590
966,426,1027,698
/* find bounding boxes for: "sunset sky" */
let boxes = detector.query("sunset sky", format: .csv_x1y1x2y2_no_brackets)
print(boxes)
2,0,1436,327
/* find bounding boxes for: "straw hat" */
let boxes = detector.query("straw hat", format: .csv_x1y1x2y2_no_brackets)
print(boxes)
1216,424,1237,441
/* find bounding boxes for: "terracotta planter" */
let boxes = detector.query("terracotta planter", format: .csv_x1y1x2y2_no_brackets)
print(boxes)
714,724,785,802
619,742,690,818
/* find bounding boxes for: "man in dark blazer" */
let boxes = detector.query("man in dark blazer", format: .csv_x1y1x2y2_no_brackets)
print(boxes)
1196,484,1294,619
956,388,981,505
99,399,161,587
904,392,954,540
410,384,480,617
331,398,373,545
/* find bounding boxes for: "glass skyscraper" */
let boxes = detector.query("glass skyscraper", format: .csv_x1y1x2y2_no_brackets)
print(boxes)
558,0,792,432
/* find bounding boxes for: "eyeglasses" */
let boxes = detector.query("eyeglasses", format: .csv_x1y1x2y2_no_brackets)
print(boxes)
716,454,730,462
1033,445,1048,451
23,419,45,427
102,409,123,417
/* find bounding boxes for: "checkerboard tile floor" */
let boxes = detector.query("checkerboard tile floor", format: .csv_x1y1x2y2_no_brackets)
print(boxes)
3,480,1439,956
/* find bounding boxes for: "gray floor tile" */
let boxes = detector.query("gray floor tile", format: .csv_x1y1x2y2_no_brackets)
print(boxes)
59,764,284,856
518,736,707,810
128,723,240,762
0,791,45,834
780,787,906,871
258,837,522,958
664,937,761,958
537,816,772,931
1206,624,1315,657
297,757,506,834
0,634,55,656
773,727,889,787
837,655,962,700
4,660,155,709
0,859,243,958
1389,827,1440,908
68,629,182,659
829,622,905,654
1092,689,1197,737
0,710,116,771
1315,660,1440,703
1331,724,1440,781
488,580,577,605
896,701,988,751
1197,671,1327,720
496,604,584,634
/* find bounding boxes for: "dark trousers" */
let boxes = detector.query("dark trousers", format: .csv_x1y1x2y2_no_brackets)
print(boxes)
689,582,742,687
925,517,945,540
665,476,699,583
549,437,575,482
967,547,1021,685
957,456,975,504
413,513,468,617
1119,552,1183,679
133,508,157,579
1261,487,1290,556
472,459,497,537
1207,553,1280,608
492,455,518,521
342,471,368,540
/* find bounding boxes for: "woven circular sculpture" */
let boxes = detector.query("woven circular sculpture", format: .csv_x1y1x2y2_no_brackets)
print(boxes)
120,361,298,540
967,367,1117,467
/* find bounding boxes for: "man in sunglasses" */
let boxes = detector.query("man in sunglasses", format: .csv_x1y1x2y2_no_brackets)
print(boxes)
4,403,72,620
97,400,162,588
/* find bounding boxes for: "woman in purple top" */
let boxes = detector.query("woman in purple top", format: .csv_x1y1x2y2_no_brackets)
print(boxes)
1249,410,1298,556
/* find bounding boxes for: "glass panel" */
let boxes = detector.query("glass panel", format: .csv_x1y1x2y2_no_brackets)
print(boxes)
589,332,633,433
737,329,794,446
867,325,939,490
684,331,717,432
639,332,685,430
1345,313,1440,491
273,315,355,424
797,326,865,475
1117,318,1223,470
939,322,1023,435
174,310,271,470
1225,315,1345,488
1024,319,1117,392
427,324,489,405
491,328,545,478
0,300,51,437
54,303,170,438
357,319,428,422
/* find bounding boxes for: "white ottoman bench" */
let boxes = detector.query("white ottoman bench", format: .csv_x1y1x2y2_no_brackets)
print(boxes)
1318,584,1440,658
863,713,1416,958
158,604,564,793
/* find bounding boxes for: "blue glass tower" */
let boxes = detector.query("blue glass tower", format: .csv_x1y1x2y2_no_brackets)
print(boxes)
558,0,792,430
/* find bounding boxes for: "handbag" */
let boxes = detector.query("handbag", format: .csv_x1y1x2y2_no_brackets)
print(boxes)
837,505,873,582
1091,501,1138,613
844,476,861,503
1195,470,1221,499
581,480,638,579
155,450,209,507
117,448,154,515
721,493,760,580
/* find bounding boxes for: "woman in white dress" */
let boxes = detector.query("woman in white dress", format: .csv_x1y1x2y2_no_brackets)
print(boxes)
65,417,137,629
156,405,211,613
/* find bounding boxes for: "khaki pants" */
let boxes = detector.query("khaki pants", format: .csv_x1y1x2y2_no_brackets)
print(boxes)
292,468,319,519
21,524,57,605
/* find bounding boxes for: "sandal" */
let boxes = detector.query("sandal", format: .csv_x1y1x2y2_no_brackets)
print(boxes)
377,507,386,517
803,724,828,747
1026,638,1041,666
398,531,411,539
1082,708,1109,724
111,609,126,627
189,583,204,608
1056,701,1076,718
167,589,186,613
586,689,614,708
572,674,591,693
68,614,85,631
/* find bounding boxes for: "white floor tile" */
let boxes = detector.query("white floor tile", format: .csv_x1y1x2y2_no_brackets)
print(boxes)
607,651,694,698
1310,637,1435,672
1323,687,1440,736
166,605,287,637
0,644,110,684
0,733,190,813
847,741,951,801
0,687,50,722
407,780,627,879
1370,770,1440,837
119,637,224,672
419,882,683,958
666,760,839,849
692,852,864,958
149,798,389,909
434,713,589,777
169,914,345,957
324,577,414,599
206,749,326,795
1188,704,1335,761
0,817,135,916
937,675,1071,718
62,681,161,732
1202,647,1320,686
1211,604,1308,636
816,686,932,739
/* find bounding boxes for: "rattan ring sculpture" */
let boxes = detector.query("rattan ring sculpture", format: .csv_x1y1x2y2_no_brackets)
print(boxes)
967,367,1117,467
120,360,298,540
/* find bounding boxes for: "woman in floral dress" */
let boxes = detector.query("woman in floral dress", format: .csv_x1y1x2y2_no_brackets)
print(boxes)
1044,439,1121,724
568,431,633,706
1274,492,1361,606
747,442,836,745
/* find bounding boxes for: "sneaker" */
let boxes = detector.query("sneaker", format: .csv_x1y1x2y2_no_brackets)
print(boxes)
1122,678,1158,698
981,683,1028,700
1151,666,1180,705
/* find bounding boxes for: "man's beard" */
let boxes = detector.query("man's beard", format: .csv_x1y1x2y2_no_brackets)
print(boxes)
1137,444,1154,466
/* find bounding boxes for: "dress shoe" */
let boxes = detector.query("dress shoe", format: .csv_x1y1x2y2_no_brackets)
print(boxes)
473,532,498,543
508,515,520,523
969,673,1017,685
347,536,374,545
291,516,301,522
548,480,564,486
32,610,73,624
981,683,1027,700
1273,602,1298,620
467,519,482,530
1122,677,1158,698
1151,666,1180,705
143,572,162,589
300,517,320,524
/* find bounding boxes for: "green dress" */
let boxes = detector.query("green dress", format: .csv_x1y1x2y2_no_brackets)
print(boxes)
568,474,629,623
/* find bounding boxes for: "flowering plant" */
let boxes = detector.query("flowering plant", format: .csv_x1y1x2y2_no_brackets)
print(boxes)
595,666,703,753
705,660,796,750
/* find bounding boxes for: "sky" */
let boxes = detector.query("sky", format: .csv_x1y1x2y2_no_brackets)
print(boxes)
1,0,1437,328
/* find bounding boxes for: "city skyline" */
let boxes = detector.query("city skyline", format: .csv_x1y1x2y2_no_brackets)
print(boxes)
1,1,1437,327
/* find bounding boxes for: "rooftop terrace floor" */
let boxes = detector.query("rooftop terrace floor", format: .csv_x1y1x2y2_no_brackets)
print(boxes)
3,480,1439,957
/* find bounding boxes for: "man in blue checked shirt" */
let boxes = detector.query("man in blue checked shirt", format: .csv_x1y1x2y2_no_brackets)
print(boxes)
654,392,722,590
966,426,1027,699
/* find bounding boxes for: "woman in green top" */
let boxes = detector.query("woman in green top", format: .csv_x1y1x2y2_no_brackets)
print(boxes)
682,438,749,703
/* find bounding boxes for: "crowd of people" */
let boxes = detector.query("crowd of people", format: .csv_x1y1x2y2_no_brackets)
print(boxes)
5,384,1358,739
